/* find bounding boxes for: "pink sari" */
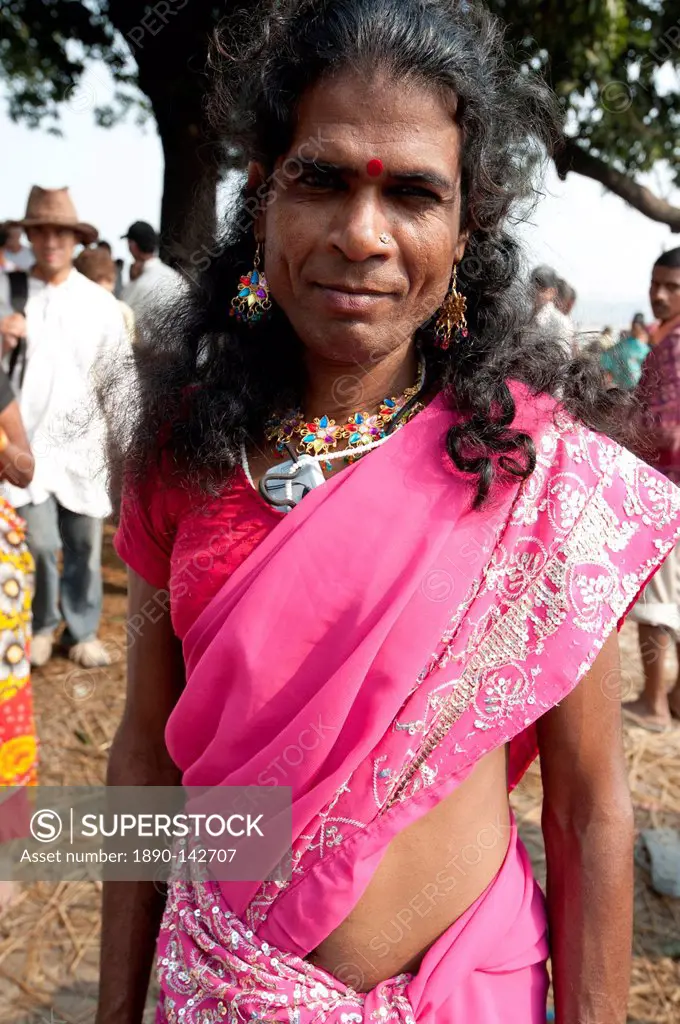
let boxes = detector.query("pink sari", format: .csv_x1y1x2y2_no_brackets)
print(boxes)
156,387,680,1023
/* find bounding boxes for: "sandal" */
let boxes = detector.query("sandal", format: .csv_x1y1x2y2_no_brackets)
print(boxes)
622,706,672,733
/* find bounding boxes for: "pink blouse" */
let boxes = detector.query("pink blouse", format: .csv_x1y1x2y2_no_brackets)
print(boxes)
114,460,284,640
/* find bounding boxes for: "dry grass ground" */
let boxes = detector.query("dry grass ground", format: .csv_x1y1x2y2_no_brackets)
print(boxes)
0,527,678,1022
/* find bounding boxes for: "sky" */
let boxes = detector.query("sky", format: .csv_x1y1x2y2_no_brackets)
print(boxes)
2,65,679,331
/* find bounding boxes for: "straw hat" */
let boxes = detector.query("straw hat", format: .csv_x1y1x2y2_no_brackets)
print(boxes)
9,186,98,245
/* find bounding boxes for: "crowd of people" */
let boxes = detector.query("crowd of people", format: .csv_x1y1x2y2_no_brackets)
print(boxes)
0,186,186,922
523,258,668,395
0,187,181,673
1,2,680,1019
527,248,680,728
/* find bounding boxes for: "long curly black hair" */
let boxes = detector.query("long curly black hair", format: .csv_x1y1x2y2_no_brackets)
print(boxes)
108,0,639,507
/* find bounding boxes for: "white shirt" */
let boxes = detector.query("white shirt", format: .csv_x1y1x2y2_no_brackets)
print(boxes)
2,246,34,272
0,269,128,517
532,302,575,357
121,256,184,316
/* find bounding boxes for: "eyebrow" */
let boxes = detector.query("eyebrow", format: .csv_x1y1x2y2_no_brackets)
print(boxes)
295,159,456,192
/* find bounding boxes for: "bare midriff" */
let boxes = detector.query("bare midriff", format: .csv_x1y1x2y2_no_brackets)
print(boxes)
306,746,511,991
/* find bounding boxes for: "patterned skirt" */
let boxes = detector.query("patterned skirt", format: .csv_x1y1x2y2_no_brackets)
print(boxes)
0,498,37,807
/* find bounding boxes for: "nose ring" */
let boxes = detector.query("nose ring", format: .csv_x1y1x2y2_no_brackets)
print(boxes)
379,233,391,245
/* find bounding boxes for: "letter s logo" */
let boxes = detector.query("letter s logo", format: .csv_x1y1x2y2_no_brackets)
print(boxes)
30,809,63,843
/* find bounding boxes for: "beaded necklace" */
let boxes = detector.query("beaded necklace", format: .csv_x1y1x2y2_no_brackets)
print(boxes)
265,356,427,471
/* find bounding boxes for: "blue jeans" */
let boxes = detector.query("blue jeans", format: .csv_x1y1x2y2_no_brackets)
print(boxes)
18,496,103,645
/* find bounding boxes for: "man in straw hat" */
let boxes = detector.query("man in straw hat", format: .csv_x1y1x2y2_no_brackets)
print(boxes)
0,186,127,669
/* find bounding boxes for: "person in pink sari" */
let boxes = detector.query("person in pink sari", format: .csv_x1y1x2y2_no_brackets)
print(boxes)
96,2,680,1023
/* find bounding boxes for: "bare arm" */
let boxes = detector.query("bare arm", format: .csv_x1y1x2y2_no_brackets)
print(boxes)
0,312,25,358
538,631,633,1024
0,398,34,487
96,571,185,1024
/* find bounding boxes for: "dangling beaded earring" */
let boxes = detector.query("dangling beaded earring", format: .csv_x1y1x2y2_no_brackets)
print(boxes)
230,243,272,324
434,265,468,350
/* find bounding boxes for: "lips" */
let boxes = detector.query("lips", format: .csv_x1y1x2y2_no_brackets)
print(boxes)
316,283,392,296
314,284,394,315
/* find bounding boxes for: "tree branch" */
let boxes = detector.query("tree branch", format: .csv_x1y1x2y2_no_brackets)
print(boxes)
553,139,680,233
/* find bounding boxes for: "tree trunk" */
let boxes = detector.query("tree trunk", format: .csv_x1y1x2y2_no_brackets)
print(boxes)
107,0,228,263
154,98,220,265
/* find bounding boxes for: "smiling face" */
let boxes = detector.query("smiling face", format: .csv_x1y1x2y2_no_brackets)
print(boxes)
256,69,467,365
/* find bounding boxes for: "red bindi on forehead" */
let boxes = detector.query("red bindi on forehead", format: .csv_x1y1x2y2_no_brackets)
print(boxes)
366,158,384,177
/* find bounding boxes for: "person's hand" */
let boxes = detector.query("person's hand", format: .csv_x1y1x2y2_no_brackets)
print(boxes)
0,313,27,354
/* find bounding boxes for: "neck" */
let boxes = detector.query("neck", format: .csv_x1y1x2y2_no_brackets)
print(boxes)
139,252,156,263
304,342,419,421
31,264,72,286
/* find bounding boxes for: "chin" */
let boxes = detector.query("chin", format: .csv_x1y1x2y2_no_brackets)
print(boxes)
298,319,400,365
